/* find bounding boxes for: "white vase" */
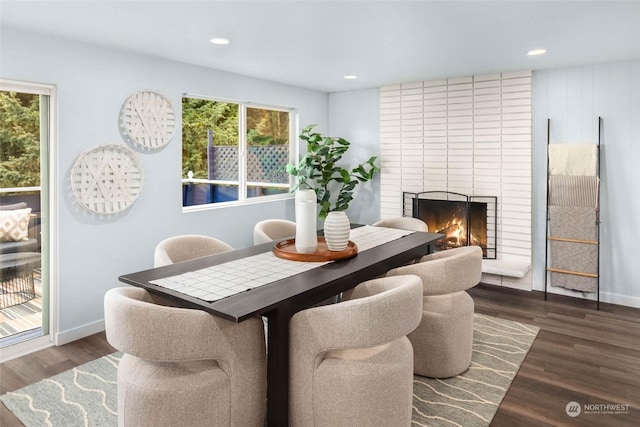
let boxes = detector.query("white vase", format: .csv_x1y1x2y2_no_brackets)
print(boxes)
324,211,351,251
295,189,318,254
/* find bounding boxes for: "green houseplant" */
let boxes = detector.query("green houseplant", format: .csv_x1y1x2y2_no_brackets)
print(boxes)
287,124,379,220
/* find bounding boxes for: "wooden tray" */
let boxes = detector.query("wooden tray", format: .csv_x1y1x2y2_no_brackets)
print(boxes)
273,237,358,262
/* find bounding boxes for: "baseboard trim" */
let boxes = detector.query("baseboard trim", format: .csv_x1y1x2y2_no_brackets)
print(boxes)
55,319,105,345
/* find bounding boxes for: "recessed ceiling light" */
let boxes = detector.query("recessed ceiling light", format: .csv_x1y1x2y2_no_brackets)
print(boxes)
344,75,357,80
527,48,546,56
210,37,230,45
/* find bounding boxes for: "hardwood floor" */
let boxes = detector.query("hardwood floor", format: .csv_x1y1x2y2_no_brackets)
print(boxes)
470,284,640,427
1,283,639,426
0,332,116,427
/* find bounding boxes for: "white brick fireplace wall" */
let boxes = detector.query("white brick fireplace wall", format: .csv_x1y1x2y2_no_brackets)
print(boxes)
379,71,533,289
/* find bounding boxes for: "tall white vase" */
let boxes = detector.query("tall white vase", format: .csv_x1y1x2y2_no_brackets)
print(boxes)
295,189,318,254
324,211,351,251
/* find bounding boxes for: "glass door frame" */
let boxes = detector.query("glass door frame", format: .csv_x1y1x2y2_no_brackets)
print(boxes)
0,79,58,362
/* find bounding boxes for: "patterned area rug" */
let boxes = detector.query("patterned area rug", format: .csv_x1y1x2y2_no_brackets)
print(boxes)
0,314,538,427
412,313,539,426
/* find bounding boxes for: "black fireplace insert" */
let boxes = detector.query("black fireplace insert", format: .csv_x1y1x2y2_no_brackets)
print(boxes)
404,191,497,259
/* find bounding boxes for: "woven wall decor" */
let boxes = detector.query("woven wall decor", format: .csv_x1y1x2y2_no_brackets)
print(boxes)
71,144,144,214
120,90,175,150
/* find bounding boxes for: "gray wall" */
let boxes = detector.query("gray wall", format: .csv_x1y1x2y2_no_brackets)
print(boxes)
328,88,380,225
1,27,328,342
533,60,640,307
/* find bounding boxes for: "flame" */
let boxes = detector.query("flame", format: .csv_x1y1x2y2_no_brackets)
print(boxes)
439,217,467,246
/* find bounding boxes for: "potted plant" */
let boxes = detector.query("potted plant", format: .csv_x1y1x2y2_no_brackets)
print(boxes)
287,124,379,250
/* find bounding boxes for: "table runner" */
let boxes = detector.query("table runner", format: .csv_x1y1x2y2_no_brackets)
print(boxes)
149,226,414,302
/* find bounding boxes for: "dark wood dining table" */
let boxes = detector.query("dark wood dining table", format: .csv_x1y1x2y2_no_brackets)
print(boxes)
119,228,443,426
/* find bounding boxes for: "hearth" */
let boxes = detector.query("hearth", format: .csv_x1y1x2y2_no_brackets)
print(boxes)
404,192,497,259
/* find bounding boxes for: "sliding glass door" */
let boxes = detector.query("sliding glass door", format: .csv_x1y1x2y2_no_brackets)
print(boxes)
0,80,56,359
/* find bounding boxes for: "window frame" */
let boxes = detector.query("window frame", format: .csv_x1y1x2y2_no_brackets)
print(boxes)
181,94,298,212
0,78,58,358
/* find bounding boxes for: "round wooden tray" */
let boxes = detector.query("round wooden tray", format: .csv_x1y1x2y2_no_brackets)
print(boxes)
273,237,358,262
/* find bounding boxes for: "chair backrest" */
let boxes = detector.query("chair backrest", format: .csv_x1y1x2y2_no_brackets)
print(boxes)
289,275,422,426
154,234,233,267
253,219,296,245
373,217,428,232
290,275,423,356
104,287,267,426
104,287,265,362
387,245,482,296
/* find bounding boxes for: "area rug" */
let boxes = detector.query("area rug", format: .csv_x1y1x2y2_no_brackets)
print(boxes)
412,313,539,426
1,314,538,427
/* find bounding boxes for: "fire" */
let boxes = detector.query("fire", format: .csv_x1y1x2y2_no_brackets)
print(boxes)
437,217,481,250
438,217,467,247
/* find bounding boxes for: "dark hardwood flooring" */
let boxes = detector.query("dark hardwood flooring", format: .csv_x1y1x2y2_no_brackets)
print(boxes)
1,283,639,426
470,284,640,427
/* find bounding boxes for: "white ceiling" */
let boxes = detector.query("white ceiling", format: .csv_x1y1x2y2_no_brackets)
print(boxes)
2,0,640,92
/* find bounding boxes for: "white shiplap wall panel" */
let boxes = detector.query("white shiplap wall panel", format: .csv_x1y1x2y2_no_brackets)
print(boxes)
379,85,403,218
380,71,533,289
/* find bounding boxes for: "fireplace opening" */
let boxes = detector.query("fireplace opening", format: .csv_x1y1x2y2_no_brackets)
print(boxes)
404,192,497,259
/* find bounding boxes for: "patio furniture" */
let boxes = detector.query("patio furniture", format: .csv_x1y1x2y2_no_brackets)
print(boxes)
386,245,482,378
104,287,267,427
253,219,296,245
0,252,41,309
153,234,234,267
0,202,39,254
289,275,423,426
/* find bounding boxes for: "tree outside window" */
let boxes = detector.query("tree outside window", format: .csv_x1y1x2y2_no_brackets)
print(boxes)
182,97,294,207
0,91,40,190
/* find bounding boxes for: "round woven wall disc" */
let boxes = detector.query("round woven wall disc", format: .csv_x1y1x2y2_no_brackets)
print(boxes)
120,90,175,150
71,144,144,214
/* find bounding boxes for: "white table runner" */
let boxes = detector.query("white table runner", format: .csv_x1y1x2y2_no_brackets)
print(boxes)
150,225,414,302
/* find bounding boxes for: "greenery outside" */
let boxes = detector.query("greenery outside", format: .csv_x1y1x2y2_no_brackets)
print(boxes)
181,98,289,180
0,91,40,189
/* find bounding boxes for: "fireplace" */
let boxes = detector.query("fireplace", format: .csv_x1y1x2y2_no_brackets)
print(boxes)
404,192,497,259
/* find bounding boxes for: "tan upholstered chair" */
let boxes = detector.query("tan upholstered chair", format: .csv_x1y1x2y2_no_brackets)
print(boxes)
289,275,423,427
387,245,482,378
153,234,233,267
373,217,428,232
104,287,267,427
253,219,296,245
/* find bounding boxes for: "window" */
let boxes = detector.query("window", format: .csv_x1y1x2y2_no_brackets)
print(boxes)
181,95,295,208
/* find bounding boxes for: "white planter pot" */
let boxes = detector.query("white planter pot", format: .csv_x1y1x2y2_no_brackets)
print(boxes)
324,211,351,251
294,189,318,254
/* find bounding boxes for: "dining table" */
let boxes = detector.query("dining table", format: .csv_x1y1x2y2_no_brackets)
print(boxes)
119,225,443,426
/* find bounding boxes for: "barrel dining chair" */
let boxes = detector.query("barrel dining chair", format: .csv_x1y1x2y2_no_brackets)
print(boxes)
386,245,482,378
253,219,296,245
289,275,423,427
373,216,428,232
104,287,267,427
153,234,234,267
